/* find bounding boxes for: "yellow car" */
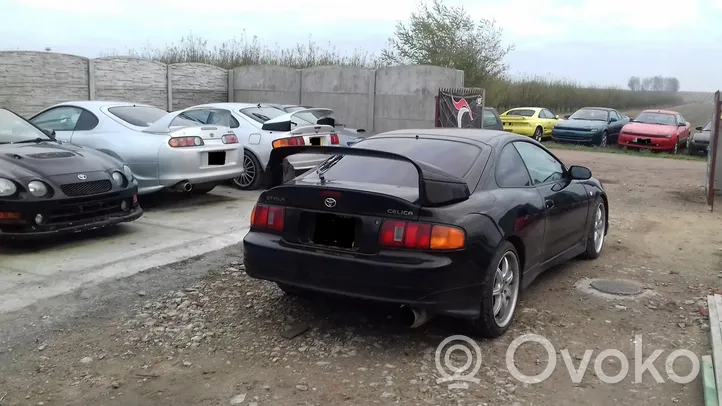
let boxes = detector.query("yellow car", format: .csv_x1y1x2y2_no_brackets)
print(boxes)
500,107,560,141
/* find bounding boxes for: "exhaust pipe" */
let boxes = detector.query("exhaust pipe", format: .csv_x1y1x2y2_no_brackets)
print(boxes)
404,306,433,328
172,181,193,192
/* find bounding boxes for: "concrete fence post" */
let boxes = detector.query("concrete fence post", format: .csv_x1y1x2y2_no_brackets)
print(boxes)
87,59,96,100
367,69,376,132
166,65,173,111
227,69,234,102
298,69,303,105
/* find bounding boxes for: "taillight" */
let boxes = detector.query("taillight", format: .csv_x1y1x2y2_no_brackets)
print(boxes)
330,133,339,144
169,136,203,147
250,204,285,232
379,219,465,250
272,136,305,148
222,134,238,144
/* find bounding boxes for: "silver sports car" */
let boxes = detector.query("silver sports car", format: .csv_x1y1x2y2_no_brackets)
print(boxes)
182,103,340,190
29,101,245,195
268,103,369,146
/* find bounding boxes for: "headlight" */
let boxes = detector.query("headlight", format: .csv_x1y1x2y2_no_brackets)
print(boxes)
111,171,125,186
0,178,17,197
27,181,48,197
122,165,134,181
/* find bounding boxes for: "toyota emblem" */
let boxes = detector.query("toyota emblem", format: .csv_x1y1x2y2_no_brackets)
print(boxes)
77,174,87,180
324,197,337,208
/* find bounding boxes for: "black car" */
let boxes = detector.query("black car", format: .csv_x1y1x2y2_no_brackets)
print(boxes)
242,129,609,338
689,120,712,156
552,107,631,146
0,108,142,239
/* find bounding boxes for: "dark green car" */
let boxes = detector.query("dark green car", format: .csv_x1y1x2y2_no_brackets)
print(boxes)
551,107,631,147
689,120,711,156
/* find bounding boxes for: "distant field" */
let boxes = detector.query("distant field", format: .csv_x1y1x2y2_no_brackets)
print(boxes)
678,91,715,104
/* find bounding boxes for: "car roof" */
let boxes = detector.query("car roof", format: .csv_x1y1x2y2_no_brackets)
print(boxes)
505,107,542,111
53,100,155,109
194,102,273,109
579,107,614,111
640,109,679,115
374,128,529,146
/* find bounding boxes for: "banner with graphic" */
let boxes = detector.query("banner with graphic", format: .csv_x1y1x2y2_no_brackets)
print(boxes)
435,88,486,128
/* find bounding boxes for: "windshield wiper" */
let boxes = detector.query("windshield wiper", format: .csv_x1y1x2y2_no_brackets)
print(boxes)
315,155,344,184
12,138,50,144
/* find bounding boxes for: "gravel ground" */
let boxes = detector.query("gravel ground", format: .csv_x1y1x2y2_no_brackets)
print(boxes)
1,149,720,406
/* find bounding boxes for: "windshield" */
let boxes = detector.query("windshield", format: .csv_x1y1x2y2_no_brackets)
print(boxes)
704,121,712,131
107,106,168,127
301,137,483,188
506,109,535,117
0,108,52,144
239,106,286,123
569,109,609,121
633,112,676,126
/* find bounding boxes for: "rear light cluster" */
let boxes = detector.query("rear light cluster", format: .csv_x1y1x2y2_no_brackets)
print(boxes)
272,136,305,148
222,134,239,144
379,219,465,250
330,133,339,144
169,136,203,147
251,204,285,231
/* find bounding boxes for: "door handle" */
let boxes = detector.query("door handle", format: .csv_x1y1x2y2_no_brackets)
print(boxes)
545,199,555,209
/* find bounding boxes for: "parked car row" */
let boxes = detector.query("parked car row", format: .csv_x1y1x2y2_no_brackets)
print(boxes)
499,105,706,155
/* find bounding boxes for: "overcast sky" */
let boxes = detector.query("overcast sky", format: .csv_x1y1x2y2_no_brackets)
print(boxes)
2,0,721,91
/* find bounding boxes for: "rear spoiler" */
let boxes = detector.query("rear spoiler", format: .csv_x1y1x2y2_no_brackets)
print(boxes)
265,146,470,207
262,108,335,131
143,108,233,134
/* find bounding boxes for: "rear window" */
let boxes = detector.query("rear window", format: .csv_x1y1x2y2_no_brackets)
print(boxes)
107,106,167,127
507,109,535,117
240,107,286,123
300,137,482,187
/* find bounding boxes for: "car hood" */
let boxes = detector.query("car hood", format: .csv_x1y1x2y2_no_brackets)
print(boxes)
694,130,711,142
0,142,122,179
622,122,675,136
555,119,607,129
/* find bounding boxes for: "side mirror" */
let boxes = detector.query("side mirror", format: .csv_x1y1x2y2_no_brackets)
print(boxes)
678,122,686,127
41,128,56,138
696,126,703,131
609,117,618,123
569,165,592,180
564,114,571,119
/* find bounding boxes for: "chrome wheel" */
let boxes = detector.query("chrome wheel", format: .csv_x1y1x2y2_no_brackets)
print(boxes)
235,154,257,188
492,251,520,328
599,132,608,147
533,127,543,142
673,139,679,154
593,203,605,253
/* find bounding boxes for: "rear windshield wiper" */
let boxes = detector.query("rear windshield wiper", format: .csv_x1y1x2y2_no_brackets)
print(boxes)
12,138,50,144
315,155,344,183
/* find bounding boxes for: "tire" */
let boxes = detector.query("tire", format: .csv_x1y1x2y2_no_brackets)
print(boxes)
672,137,679,154
580,197,606,260
231,151,264,190
191,185,216,195
597,131,608,147
468,241,521,338
532,127,543,142
276,283,311,297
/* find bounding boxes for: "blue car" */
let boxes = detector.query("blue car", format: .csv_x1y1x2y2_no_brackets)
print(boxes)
551,107,630,147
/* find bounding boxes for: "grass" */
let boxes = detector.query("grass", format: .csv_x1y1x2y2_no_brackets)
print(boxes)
545,141,707,162
109,34,684,114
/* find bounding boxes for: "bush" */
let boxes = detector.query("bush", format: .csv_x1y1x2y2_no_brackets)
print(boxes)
109,34,682,113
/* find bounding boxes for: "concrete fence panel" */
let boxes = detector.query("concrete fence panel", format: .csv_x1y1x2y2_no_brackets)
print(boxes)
0,51,89,117
170,63,228,110
93,57,168,109
373,65,464,132
300,66,374,130
232,65,300,104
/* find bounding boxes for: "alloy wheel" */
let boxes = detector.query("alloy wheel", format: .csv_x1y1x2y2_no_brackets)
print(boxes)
593,203,605,253
533,127,543,142
673,139,679,154
235,154,257,188
600,133,608,147
492,251,520,328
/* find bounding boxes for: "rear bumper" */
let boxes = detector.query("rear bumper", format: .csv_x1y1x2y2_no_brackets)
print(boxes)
242,231,484,319
503,125,536,137
0,189,142,240
158,144,245,186
618,134,675,150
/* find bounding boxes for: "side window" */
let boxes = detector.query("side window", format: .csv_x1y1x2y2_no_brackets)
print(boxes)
542,109,555,119
676,115,686,125
496,144,532,187
513,142,565,185
74,110,100,131
611,111,621,121
30,106,83,131
483,110,500,128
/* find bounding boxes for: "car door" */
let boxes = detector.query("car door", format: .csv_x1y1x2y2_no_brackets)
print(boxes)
513,141,590,260
29,106,84,143
676,114,690,142
608,110,625,141
540,109,555,135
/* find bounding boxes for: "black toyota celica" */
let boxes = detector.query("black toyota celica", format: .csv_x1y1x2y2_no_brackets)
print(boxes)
0,108,142,239
242,128,609,338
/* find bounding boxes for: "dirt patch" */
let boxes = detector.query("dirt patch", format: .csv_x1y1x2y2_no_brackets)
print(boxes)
1,149,721,406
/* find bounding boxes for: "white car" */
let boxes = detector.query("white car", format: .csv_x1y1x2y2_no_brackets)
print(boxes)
182,103,340,190
29,101,244,195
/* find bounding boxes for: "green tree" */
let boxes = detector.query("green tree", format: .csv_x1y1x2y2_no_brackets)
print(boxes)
380,0,514,86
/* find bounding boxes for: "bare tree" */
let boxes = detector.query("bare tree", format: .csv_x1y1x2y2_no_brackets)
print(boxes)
627,76,641,91
381,0,514,86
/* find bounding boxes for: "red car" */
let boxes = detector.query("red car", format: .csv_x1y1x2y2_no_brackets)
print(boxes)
617,109,691,153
